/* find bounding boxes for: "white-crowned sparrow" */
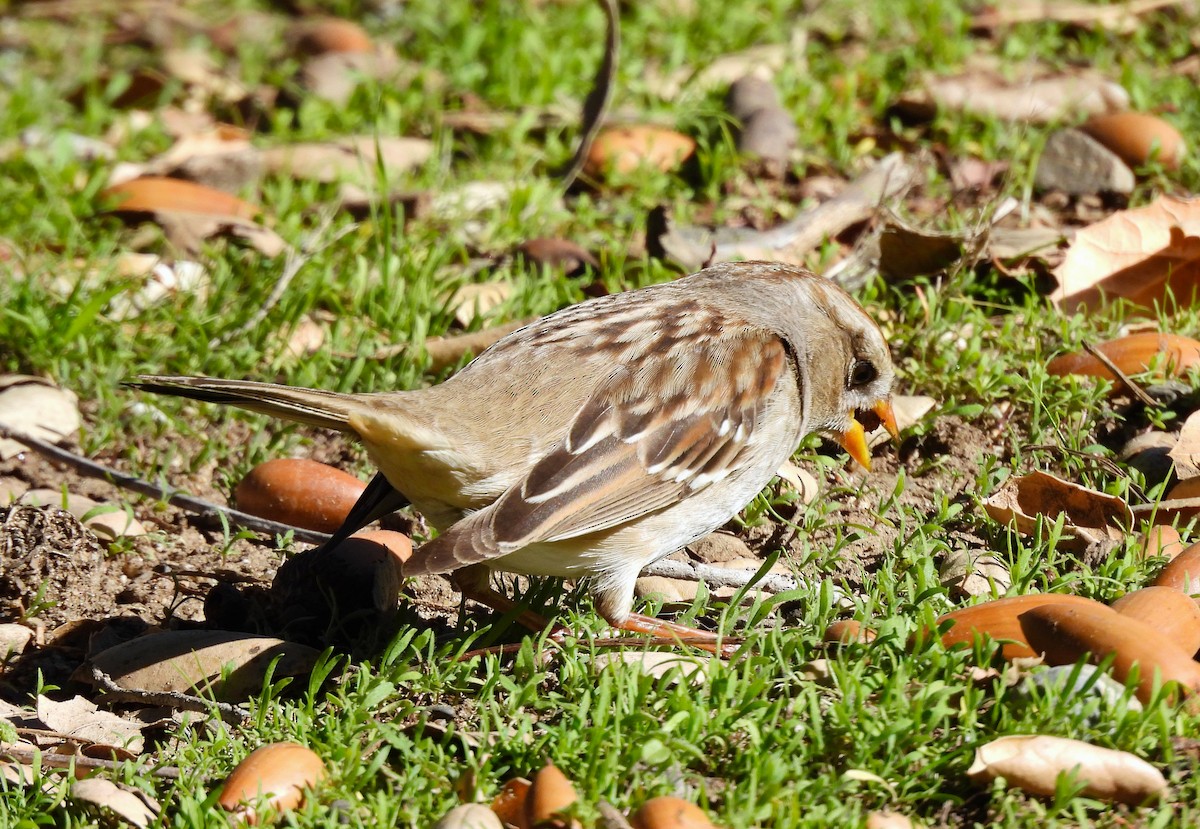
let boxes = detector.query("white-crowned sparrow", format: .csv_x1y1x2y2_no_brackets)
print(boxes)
131,261,897,644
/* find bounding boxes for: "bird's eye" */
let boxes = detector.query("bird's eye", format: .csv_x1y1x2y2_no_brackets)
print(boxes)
849,359,877,388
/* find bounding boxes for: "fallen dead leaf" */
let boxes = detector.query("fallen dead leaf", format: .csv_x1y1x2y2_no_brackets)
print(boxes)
1051,195,1200,313
967,734,1167,805
1047,332,1200,384
592,651,712,687
71,778,160,828
261,136,434,183
909,67,1128,124
0,375,81,459
434,804,505,829
37,694,145,756
448,281,514,328
982,470,1131,553
1170,411,1200,479
87,630,320,700
940,549,1012,598
101,177,258,221
972,0,1186,34
879,216,976,279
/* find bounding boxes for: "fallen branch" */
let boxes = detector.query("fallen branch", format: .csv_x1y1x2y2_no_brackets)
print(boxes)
0,423,330,545
369,318,534,373
649,152,917,272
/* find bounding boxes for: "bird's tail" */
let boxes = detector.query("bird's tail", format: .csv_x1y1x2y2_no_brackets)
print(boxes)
127,375,359,432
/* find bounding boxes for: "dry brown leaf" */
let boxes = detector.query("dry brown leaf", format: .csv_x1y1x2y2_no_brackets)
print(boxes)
1051,196,1200,313
866,811,918,829
940,550,1012,598
591,651,711,686
918,68,1128,124
776,459,819,503
260,136,433,183
967,734,1167,804
71,778,160,828
878,216,973,279
161,47,247,103
36,695,144,756
449,282,514,328
982,470,1131,552
1169,410,1200,479
109,126,259,191
102,177,258,221
972,0,1190,34
434,804,505,829
0,375,81,460
1047,332,1200,383
88,630,320,700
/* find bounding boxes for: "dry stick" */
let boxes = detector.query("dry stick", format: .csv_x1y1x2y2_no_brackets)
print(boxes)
90,666,249,725
557,0,620,191
369,318,536,373
973,0,1188,28
0,424,331,545
1080,341,1158,407
209,213,353,349
0,745,180,780
653,153,917,273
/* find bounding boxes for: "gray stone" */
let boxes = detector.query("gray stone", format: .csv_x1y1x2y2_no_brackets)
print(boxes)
1035,128,1135,195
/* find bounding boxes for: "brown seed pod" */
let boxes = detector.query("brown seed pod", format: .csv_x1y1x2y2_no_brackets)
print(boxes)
234,458,366,534
1138,524,1186,561
1020,601,1200,703
1046,333,1200,383
525,764,577,828
1080,112,1186,171
629,796,717,829
1153,542,1200,595
932,594,1098,659
823,620,876,645
218,742,326,824
1111,586,1200,656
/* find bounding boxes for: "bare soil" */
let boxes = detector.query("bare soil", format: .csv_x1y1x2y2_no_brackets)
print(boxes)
0,413,999,700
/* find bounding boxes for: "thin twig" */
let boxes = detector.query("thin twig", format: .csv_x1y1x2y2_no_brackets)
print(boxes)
1081,341,1157,407
209,213,353,349
367,317,535,373
0,745,180,779
640,558,806,594
455,634,743,662
0,424,330,545
91,666,249,725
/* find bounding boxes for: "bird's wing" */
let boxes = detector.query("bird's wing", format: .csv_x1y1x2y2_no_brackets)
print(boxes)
405,327,790,576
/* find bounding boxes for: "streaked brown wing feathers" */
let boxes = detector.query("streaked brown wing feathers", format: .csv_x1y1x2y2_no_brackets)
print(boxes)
404,326,788,577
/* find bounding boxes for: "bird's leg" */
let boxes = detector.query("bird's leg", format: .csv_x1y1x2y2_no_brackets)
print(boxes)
453,565,572,641
453,567,739,657
606,612,740,658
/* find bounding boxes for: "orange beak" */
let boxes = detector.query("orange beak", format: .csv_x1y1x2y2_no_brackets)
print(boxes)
836,400,900,471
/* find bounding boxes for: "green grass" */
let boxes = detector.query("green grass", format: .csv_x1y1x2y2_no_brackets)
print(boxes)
3,0,1200,825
